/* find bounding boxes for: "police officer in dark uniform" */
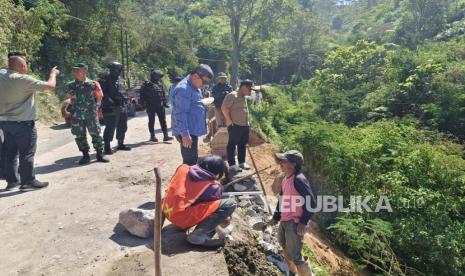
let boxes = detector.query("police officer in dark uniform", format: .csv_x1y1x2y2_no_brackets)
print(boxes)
211,72,232,127
140,69,174,142
99,61,131,154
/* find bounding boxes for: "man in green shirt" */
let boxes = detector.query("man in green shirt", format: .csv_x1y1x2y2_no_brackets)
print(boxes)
0,53,59,191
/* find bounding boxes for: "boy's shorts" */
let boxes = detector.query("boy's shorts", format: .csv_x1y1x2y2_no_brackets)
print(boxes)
278,220,304,265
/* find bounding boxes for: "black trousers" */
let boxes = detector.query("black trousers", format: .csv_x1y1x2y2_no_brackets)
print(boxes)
0,134,6,179
147,105,167,137
0,121,37,184
103,107,128,144
227,125,249,166
176,135,198,166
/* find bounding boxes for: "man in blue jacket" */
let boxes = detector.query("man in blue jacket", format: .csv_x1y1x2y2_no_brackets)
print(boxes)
171,64,214,165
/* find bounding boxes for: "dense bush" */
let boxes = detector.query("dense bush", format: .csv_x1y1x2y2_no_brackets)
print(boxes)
251,84,465,275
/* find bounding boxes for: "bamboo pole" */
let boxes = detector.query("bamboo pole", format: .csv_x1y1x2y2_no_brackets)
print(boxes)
247,146,273,214
222,165,272,190
153,168,162,276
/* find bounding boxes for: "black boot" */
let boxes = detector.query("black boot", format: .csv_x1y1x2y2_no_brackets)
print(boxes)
79,151,90,165
150,135,159,142
163,132,174,141
117,142,131,151
104,143,113,155
96,150,110,163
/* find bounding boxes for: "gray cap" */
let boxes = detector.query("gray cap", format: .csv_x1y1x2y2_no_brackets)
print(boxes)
193,64,214,79
276,150,304,166
217,72,227,78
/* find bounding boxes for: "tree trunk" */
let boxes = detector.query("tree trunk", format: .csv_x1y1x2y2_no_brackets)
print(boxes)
230,15,241,90
296,41,304,83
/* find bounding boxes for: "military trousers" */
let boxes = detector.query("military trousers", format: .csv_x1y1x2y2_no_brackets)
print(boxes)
71,113,103,152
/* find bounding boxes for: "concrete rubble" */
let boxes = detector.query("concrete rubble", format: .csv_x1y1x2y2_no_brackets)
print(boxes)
224,171,291,275
118,208,154,239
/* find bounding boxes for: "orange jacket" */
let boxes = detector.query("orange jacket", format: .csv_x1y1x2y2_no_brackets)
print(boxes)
162,165,221,229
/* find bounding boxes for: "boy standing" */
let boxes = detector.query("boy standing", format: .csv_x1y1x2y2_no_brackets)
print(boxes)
270,150,316,276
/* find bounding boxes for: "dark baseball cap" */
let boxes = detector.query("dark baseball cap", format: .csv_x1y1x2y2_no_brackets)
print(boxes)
193,64,214,79
240,79,258,90
276,150,304,166
72,63,88,70
8,51,26,58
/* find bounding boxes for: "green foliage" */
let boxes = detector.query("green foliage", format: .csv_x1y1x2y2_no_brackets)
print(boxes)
395,0,453,48
250,84,465,274
328,216,405,275
308,41,388,125
301,243,331,276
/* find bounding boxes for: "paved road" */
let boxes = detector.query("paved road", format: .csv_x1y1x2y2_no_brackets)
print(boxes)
0,112,228,276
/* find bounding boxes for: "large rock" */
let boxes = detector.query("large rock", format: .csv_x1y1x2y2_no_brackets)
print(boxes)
210,127,229,158
118,208,154,238
210,127,265,158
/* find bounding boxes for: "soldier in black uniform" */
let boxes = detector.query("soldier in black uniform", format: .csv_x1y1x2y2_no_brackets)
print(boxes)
140,69,174,142
99,61,131,154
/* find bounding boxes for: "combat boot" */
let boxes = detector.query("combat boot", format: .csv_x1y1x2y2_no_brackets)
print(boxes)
96,150,109,163
104,143,113,155
150,135,159,142
163,132,174,141
117,143,131,151
79,151,90,165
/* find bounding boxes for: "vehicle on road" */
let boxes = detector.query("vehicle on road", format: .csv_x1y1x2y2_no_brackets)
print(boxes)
127,85,143,117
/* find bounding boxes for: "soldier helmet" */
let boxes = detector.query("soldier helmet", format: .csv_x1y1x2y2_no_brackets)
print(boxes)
150,69,164,79
107,61,123,70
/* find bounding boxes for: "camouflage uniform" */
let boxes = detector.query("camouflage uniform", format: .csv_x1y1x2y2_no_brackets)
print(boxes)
67,78,104,152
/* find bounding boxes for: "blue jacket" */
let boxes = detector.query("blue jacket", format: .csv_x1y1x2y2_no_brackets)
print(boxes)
171,76,207,137
168,83,177,103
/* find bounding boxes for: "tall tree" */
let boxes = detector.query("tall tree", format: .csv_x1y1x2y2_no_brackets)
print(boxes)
282,6,325,82
395,0,452,47
205,0,289,88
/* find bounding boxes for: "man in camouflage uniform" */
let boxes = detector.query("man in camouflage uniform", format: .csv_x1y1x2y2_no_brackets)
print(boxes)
67,63,109,165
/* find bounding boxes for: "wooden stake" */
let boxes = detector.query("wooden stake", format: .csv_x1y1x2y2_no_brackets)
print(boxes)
247,146,273,214
222,165,272,190
154,167,162,276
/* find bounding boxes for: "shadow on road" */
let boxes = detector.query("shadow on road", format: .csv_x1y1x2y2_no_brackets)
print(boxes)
110,223,154,248
109,202,217,255
35,155,94,175
0,188,39,198
50,123,70,130
160,224,216,255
